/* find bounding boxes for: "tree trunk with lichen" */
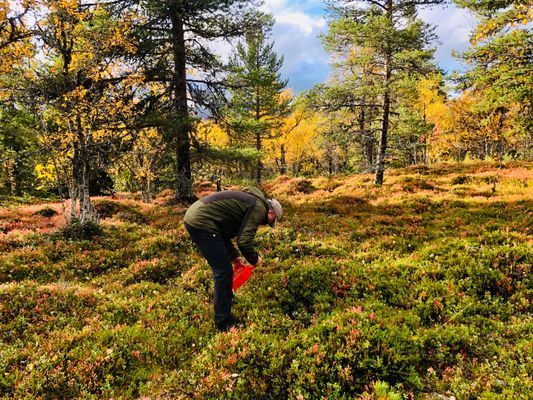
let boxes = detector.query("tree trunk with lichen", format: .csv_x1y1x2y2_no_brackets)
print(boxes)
141,175,152,203
72,116,96,224
171,11,194,202
374,0,393,186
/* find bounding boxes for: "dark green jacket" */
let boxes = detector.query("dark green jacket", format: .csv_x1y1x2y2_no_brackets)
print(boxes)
183,187,269,265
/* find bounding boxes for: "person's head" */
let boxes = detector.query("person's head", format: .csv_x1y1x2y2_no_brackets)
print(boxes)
267,199,283,227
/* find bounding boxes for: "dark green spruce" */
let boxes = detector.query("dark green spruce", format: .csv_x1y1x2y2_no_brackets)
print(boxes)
224,23,291,184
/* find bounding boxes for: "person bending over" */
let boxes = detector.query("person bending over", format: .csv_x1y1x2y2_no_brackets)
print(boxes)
184,186,282,331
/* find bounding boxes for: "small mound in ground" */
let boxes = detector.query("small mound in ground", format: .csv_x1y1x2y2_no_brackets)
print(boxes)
265,177,316,196
33,207,58,217
93,199,147,223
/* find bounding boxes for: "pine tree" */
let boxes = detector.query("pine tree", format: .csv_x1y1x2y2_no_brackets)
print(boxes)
455,0,532,159
224,26,291,184
323,0,442,184
132,0,263,200
307,79,381,173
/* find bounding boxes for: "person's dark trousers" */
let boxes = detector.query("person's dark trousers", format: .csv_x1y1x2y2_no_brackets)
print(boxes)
184,222,235,330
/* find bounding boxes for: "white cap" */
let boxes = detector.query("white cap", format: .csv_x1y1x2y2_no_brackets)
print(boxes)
267,199,283,227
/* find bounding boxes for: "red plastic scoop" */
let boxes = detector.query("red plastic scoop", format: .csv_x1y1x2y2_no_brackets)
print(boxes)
232,260,253,291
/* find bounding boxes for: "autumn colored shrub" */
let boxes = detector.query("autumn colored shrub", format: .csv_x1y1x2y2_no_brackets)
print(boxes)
294,179,316,194
400,177,435,192
59,219,103,240
0,218,23,233
451,175,469,185
1,162,532,399
33,207,58,217
93,199,147,223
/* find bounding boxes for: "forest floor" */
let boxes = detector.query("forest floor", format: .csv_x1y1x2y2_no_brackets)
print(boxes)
1,160,532,399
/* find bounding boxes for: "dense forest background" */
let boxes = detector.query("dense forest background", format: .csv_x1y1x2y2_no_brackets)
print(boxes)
1,0,531,218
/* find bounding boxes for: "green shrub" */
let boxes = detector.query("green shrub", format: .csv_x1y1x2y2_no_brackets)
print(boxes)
294,179,316,194
60,220,103,240
362,381,403,400
124,258,187,285
277,261,335,320
0,282,99,343
115,210,146,224
452,175,470,185
94,200,146,223
1,161,531,399
33,207,58,217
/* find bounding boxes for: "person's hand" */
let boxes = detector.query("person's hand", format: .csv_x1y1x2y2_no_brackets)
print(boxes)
232,257,245,267
254,256,262,268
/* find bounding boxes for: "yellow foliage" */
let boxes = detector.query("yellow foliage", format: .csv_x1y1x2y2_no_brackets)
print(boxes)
34,163,56,188
118,128,164,186
264,110,323,169
279,88,293,103
0,1,7,19
196,120,229,147
17,2,146,192
0,1,34,77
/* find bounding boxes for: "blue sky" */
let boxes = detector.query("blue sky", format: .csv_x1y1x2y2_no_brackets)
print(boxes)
260,0,477,93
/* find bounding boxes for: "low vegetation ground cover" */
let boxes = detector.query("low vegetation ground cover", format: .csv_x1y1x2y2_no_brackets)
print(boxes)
0,161,531,399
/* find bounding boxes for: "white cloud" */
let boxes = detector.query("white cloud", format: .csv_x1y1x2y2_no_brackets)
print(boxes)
208,2,480,92
275,12,326,35
273,23,327,66
419,5,477,72
261,0,330,92
263,0,288,10
262,0,326,35
263,1,480,89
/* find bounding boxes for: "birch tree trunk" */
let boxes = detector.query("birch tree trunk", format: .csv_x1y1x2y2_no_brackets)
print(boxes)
141,175,152,203
73,115,96,224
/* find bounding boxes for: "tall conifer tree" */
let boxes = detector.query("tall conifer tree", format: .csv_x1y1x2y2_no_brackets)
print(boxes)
224,24,291,184
323,0,442,184
133,0,263,200
455,0,532,158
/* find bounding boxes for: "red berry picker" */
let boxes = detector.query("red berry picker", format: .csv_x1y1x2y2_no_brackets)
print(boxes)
183,187,283,331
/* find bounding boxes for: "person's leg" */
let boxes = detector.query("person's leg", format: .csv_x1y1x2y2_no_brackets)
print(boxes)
222,237,239,306
184,223,234,330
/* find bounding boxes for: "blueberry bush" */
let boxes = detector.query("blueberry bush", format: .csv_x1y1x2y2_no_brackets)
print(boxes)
0,161,531,399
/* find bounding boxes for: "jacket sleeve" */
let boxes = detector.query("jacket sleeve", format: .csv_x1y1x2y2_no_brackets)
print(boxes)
223,237,240,261
237,202,266,265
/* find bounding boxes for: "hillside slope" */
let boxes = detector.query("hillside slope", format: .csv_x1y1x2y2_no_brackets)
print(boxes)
1,161,531,399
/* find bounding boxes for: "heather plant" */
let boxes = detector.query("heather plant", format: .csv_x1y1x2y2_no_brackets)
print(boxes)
93,199,147,224
0,161,531,399
33,207,58,217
